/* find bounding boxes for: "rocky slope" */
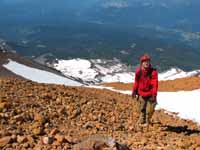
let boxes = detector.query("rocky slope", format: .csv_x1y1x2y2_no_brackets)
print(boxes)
0,78,200,149
102,77,200,92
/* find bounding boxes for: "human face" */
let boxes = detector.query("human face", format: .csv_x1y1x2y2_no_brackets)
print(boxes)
141,60,150,69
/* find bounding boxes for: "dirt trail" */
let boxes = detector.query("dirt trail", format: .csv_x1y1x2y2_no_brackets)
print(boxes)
0,78,200,149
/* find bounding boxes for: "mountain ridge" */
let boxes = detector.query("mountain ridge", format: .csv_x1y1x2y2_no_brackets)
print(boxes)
1,47,199,85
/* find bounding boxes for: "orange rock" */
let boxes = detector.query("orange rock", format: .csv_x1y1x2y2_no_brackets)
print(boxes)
1,78,200,150
56,97,62,104
193,136,200,147
55,134,64,143
0,102,10,111
32,128,44,136
34,113,46,123
11,134,17,142
14,114,24,123
0,130,7,136
17,135,28,143
50,128,59,136
57,107,66,115
0,136,11,147
64,135,74,143
27,135,34,144
42,136,54,145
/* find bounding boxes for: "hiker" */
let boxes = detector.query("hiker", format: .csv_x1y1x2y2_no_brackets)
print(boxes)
132,54,158,125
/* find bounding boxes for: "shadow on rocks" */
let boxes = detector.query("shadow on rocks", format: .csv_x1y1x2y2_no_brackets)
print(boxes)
115,142,130,150
162,125,200,135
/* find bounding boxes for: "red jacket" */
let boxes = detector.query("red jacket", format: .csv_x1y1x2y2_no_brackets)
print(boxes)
133,66,158,97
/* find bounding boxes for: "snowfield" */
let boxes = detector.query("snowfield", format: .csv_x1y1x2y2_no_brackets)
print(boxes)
159,68,200,81
3,59,82,86
54,58,134,83
54,59,98,82
54,58,200,83
157,90,200,124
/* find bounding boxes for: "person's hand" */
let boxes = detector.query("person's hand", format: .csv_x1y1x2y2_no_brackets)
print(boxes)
132,90,138,98
149,96,156,102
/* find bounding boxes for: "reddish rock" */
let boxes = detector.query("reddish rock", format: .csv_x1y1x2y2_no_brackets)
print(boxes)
193,136,200,146
64,135,78,144
32,128,44,136
56,97,62,104
0,102,10,111
0,136,11,147
27,135,35,146
55,134,64,143
57,106,66,115
50,128,59,136
42,136,54,145
14,114,24,122
34,113,46,123
17,135,28,143
0,130,7,136
0,78,200,150
11,134,17,142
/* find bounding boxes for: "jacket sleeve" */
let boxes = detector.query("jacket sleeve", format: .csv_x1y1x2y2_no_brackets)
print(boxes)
151,70,158,97
133,69,140,92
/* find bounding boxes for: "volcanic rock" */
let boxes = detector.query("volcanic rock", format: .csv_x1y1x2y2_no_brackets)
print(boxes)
0,136,11,147
0,78,199,150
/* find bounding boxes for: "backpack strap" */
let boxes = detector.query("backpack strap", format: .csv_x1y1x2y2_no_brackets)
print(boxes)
138,68,156,80
138,68,142,79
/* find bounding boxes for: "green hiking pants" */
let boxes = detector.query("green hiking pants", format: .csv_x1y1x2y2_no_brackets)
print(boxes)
137,96,157,124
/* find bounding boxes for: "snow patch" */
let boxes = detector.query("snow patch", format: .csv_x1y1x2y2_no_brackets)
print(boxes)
101,73,133,83
3,59,82,86
54,58,133,83
159,68,200,81
54,59,98,82
156,90,200,124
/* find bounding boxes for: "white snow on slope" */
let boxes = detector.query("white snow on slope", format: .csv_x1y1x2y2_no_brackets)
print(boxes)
54,58,133,83
3,59,82,86
89,85,200,124
159,68,200,81
156,90,200,124
54,58,200,83
101,73,133,83
54,59,98,82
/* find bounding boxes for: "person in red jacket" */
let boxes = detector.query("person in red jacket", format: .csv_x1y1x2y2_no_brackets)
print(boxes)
132,54,158,125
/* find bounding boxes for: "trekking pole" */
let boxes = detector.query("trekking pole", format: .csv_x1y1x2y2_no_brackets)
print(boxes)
134,95,141,131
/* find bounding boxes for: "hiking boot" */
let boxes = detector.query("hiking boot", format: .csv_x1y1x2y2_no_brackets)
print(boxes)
146,114,152,126
137,113,146,125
